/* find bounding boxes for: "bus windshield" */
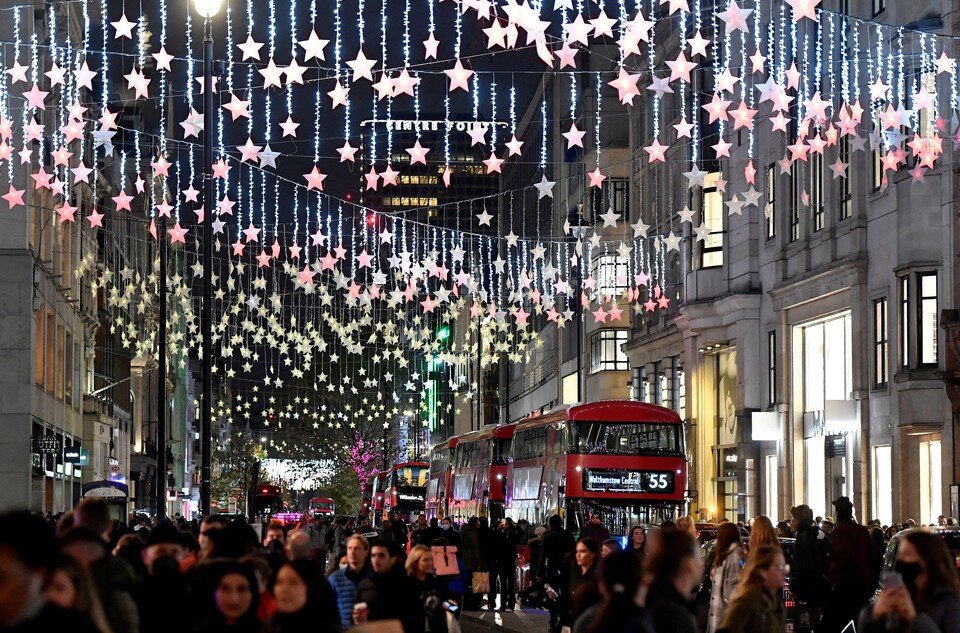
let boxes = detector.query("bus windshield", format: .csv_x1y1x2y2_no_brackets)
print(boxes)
569,422,682,456
395,467,427,486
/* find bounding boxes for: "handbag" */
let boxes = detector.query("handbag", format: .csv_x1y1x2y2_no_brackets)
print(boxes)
432,545,460,576
471,571,491,594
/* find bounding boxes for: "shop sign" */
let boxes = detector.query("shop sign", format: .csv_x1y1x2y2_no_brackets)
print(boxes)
32,435,61,454
582,468,675,494
64,446,82,464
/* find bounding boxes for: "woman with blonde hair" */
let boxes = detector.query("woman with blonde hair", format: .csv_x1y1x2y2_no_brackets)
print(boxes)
677,515,698,540
707,522,745,633
717,545,788,633
747,516,778,558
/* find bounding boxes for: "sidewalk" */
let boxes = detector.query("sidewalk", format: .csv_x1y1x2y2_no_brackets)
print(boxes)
461,606,551,633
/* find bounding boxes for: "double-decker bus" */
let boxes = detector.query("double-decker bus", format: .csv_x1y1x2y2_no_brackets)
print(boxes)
448,424,517,522
506,401,686,536
370,471,390,529
253,484,284,518
383,461,428,523
426,437,458,519
308,496,335,517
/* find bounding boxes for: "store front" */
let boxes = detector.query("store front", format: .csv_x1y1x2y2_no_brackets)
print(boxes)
796,312,856,518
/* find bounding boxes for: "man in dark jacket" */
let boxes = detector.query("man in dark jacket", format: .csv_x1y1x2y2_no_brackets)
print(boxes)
537,514,576,632
139,521,193,633
821,496,873,633
788,503,828,609
578,513,610,543
355,538,423,633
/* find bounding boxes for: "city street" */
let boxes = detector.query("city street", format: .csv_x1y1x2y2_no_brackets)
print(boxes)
2,0,960,630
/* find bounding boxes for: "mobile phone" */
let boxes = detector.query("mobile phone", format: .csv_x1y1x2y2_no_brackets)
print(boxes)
882,571,903,590
443,601,459,613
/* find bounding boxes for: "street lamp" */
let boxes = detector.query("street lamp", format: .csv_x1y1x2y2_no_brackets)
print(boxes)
570,202,589,403
192,0,218,516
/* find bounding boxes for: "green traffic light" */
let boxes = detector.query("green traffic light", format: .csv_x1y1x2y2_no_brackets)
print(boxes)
436,325,451,341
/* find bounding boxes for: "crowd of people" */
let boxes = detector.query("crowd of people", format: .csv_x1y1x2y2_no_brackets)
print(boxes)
2,495,960,633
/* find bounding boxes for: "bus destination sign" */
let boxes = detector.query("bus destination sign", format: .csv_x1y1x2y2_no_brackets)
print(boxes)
582,468,675,494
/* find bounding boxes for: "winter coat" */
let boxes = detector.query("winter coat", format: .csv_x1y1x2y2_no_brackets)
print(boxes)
90,554,141,633
356,565,425,633
858,587,960,633
537,527,576,582
646,578,697,633
717,587,786,633
790,523,828,606
460,526,481,571
708,544,744,633
827,518,873,594
327,564,370,630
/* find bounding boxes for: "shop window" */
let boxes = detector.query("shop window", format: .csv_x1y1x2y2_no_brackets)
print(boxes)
765,454,778,518
765,164,776,239
918,272,938,366
873,298,888,388
700,172,724,267
590,330,628,373
805,436,826,517
919,439,942,525
802,313,852,412
873,445,892,526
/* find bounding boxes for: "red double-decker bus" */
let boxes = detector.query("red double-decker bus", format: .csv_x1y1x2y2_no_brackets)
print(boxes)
426,437,458,519
370,471,389,529
383,461,429,523
506,401,686,536
448,424,517,522
308,497,335,517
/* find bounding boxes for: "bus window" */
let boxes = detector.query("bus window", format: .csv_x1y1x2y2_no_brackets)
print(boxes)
569,422,682,456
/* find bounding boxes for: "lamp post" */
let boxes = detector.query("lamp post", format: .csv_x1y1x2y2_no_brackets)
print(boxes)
571,202,588,403
156,219,167,521
192,0,221,516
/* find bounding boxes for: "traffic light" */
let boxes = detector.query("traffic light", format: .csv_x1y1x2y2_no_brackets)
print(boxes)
436,324,451,347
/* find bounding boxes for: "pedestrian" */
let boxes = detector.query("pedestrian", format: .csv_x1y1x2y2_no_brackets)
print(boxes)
645,528,702,633
0,512,99,632
564,537,601,628
199,515,229,561
821,496,874,633
406,544,459,633
354,538,423,633
716,545,788,633
494,519,519,612
269,559,341,633
43,555,114,633
580,514,611,544
139,521,193,633
788,504,828,612
327,534,371,630
677,515,698,541
573,550,654,633
113,533,147,581
284,529,314,561
707,522,745,633
460,517,482,610
537,514,576,633
775,521,792,539
601,538,622,558
629,525,648,564
518,526,547,608
440,517,461,548
746,516,778,557
858,529,960,633
431,536,468,610
199,561,264,633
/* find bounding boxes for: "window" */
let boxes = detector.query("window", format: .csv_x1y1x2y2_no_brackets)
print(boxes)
790,162,801,242
590,329,628,372
901,276,910,368
676,366,686,419
872,148,884,191
802,313,853,413
591,178,628,218
570,422,682,456
34,308,44,386
55,321,64,400
765,454,778,518
916,71,936,138
561,372,578,405
919,438,942,525
767,330,777,406
764,164,776,239
591,255,629,297
810,152,824,231
45,311,54,393
65,331,73,406
512,426,548,461
839,136,852,219
701,172,724,267
918,272,938,365
838,0,850,16
874,298,888,388
873,445,892,526
872,0,885,16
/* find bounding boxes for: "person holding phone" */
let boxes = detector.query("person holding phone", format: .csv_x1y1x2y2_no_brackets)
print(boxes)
858,530,960,633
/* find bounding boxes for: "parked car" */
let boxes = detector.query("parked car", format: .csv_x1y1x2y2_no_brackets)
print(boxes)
874,527,960,600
